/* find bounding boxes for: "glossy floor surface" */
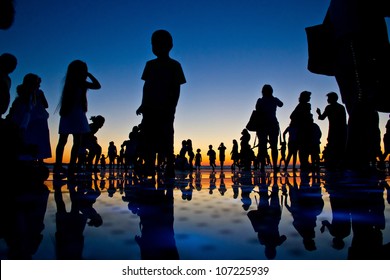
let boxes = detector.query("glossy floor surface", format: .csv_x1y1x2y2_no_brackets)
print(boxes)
1,166,390,260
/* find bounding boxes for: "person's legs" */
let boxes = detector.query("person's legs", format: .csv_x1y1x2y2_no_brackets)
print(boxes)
69,133,82,173
55,134,68,172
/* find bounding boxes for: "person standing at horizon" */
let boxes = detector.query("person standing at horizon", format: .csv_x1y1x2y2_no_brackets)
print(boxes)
136,29,186,178
255,84,283,173
207,144,217,172
54,60,101,176
218,142,226,170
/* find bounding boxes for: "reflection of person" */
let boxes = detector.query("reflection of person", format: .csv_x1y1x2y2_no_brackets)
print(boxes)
248,185,287,259
136,29,186,178
134,181,179,259
326,0,389,170
255,84,283,172
54,60,101,176
316,92,347,169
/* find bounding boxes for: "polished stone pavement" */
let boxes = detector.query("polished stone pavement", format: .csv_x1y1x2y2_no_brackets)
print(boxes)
1,166,389,260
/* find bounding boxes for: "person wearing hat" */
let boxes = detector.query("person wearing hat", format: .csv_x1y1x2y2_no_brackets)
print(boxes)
290,91,314,172
316,92,347,169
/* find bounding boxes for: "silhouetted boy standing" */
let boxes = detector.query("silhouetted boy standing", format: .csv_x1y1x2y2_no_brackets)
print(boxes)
136,30,186,178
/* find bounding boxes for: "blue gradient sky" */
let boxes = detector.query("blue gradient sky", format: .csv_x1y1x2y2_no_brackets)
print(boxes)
2,0,390,163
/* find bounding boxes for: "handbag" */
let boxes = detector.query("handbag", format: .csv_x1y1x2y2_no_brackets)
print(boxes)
246,110,259,132
305,23,336,76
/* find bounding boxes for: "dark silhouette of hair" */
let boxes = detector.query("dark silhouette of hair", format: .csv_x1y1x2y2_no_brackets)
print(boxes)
59,60,88,116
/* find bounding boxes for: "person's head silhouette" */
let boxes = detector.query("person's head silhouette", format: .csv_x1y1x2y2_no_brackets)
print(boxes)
0,53,17,75
299,91,311,103
261,84,273,97
151,29,173,58
326,92,338,104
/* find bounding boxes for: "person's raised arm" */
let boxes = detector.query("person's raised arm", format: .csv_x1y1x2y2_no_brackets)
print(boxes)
86,73,101,90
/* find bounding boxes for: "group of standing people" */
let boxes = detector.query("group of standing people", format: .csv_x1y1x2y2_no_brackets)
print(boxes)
244,84,347,174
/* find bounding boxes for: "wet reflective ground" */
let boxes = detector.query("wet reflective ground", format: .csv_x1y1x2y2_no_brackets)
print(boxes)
1,167,389,260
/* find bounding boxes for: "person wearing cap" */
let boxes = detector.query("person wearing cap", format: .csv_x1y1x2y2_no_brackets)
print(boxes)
255,84,283,172
290,91,314,172
316,92,347,169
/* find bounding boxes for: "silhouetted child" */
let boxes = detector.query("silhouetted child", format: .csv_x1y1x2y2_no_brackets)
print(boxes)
54,60,101,176
123,125,141,172
187,139,195,171
218,142,226,170
100,154,106,169
207,145,217,171
230,139,239,171
136,29,186,178
311,122,322,173
82,115,105,172
195,148,202,171
107,141,117,169
279,141,287,169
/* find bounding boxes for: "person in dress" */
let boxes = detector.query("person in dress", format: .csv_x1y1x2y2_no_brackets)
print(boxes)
7,73,51,161
54,60,101,175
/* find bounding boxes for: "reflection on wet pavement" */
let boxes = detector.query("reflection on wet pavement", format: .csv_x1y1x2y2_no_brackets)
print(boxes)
1,167,389,260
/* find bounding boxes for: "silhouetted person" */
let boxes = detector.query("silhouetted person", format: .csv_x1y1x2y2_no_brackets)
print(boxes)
316,92,347,169
187,139,195,171
207,144,216,171
81,115,105,172
290,91,314,172
195,148,202,171
283,124,298,172
136,29,186,178
230,139,239,171
381,114,390,166
0,53,17,118
278,139,287,170
7,74,51,162
254,84,283,172
54,60,101,176
100,154,107,169
248,183,287,259
240,128,253,171
0,0,15,29
326,0,389,170
107,141,117,169
123,125,141,172
310,122,322,174
218,142,226,170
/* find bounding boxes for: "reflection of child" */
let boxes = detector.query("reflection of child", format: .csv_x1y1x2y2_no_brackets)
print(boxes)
195,148,202,171
136,30,186,178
